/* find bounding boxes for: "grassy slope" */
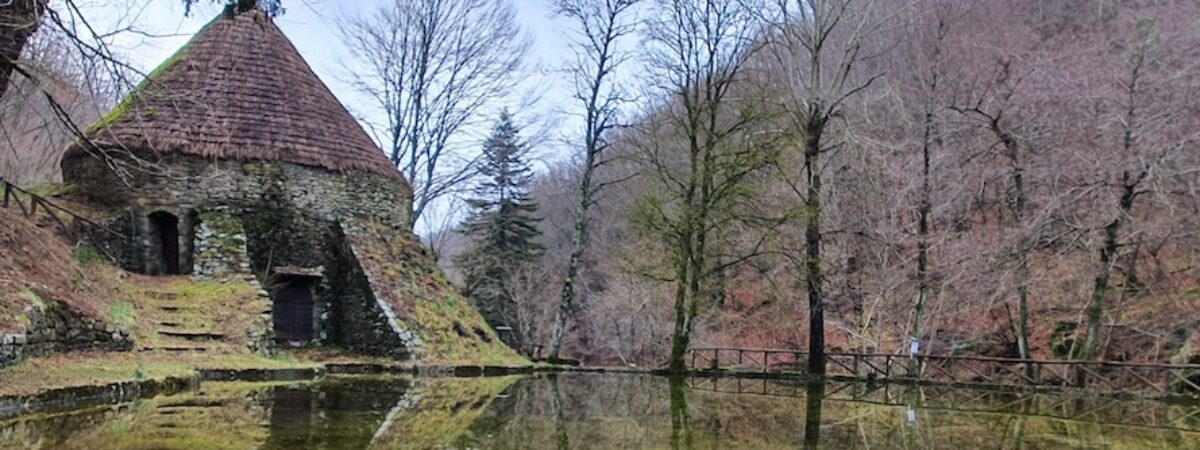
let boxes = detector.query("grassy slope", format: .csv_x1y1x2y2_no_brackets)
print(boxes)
346,219,526,366
0,207,118,332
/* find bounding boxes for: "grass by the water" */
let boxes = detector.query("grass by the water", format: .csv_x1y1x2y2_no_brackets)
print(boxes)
0,349,384,397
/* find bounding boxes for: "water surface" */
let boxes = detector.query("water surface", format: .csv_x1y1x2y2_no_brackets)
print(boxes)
2,373,1197,449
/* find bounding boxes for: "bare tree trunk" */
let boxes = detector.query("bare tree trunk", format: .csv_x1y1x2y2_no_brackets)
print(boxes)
668,252,692,372
1004,128,1033,361
644,0,761,374
0,0,47,99
547,0,637,362
1080,46,1147,361
911,13,946,357
760,0,882,376
1012,150,1032,362
549,183,591,360
1080,172,1139,360
804,115,826,375
990,120,1033,360
1015,250,1031,359
912,102,934,354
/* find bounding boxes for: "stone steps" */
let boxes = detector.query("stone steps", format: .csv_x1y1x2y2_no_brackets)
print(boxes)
138,346,211,353
157,330,225,341
139,334,221,353
132,280,250,355
157,305,202,312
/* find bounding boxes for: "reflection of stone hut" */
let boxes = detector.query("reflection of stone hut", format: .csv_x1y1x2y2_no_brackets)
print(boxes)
59,7,508,360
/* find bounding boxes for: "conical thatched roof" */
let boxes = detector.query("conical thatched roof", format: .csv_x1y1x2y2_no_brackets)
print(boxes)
84,8,400,180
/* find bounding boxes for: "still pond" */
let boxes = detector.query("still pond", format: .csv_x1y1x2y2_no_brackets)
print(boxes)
2,373,1198,449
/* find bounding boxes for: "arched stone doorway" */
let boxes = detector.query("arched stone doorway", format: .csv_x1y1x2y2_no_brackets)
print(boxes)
148,211,181,275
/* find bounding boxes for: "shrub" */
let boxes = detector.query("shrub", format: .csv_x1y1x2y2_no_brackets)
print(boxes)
72,244,104,265
107,301,136,328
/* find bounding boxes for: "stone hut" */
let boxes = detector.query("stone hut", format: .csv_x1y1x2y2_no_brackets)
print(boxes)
59,7,509,361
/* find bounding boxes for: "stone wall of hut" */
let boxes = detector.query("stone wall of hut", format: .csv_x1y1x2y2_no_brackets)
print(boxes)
60,152,415,358
61,151,410,227
62,152,411,274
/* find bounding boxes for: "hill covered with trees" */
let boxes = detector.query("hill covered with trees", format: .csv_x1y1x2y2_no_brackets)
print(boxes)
445,0,1200,368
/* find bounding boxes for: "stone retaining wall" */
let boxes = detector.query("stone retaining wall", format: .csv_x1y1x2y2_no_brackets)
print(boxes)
0,301,132,368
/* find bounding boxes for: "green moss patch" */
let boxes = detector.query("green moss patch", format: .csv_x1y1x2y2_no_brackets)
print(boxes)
344,219,525,366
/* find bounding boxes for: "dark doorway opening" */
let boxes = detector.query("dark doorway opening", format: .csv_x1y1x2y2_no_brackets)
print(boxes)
274,276,318,342
149,211,180,275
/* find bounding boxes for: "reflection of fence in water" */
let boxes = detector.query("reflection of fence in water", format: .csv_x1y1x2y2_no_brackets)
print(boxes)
685,376,1200,434
687,347,1200,398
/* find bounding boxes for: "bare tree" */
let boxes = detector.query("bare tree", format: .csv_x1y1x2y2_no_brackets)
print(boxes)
757,0,885,374
1073,14,1200,361
0,24,120,184
636,0,769,372
546,0,641,362
342,0,531,231
904,5,952,359
950,61,1044,360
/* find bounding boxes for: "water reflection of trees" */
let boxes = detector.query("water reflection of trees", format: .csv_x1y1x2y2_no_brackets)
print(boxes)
668,376,691,450
462,374,1200,449
3,375,1198,449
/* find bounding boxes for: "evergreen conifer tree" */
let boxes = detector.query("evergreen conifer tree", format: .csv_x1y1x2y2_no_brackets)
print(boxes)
457,110,543,343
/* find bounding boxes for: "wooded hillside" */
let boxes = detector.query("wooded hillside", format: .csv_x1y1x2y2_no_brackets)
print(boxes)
448,0,1200,367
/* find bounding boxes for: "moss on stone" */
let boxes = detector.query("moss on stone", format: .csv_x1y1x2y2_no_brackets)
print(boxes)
22,288,46,311
343,219,525,366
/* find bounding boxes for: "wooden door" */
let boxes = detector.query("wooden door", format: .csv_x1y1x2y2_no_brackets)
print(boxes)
274,278,315,341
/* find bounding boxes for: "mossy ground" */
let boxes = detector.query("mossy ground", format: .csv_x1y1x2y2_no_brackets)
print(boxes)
0,349,388,398
0,352,289,397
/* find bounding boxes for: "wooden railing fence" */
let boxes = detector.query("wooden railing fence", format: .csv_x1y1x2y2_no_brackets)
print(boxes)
688,347,1200,398
0,178,132,261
